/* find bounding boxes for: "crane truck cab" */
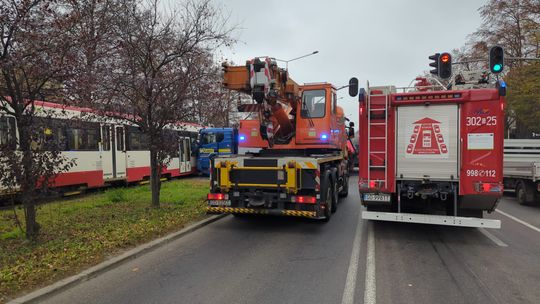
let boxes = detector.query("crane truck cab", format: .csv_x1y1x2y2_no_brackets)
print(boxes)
197,128,238,175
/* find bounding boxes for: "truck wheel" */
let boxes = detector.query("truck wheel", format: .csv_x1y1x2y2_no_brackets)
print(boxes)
516,182,532,205
331,178,338,213
339,174,349,198
321,173,332,222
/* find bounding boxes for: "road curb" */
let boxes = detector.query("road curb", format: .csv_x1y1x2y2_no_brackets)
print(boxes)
7,214,228,304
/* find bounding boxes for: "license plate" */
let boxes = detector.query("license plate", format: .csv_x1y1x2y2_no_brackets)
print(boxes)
208,200,231,207
363,193,391,202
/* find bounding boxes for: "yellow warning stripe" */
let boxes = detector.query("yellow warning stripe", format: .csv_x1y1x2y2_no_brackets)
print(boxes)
281,210,317,218
206,207,317,218
206,207,269,214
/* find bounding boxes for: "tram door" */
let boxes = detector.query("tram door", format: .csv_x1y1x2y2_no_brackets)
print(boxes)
112,126,127,179
179,137,191,173
101,125,114,180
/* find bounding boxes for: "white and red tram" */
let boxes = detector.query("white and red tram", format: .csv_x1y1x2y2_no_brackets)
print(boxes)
0,101,199,193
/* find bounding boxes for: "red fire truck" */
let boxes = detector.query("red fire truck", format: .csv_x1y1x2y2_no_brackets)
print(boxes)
348,76,506,228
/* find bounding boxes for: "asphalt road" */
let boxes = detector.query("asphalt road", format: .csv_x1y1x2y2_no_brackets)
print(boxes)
40,176,540,304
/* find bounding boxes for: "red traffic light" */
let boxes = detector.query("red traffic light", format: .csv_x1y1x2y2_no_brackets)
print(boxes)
440,53,450,63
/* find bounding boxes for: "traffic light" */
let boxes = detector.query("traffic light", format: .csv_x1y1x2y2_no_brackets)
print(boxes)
429,53,440,75
429,52,452,79
489,46,504,74
438,52,452,79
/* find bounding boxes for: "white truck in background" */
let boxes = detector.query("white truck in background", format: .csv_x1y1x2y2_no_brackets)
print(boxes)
504,139,540,205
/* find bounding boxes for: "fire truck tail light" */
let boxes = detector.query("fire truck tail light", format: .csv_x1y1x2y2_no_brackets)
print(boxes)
293,196,316,204
208,193,229,200
369,180,376,188
475,182,502,193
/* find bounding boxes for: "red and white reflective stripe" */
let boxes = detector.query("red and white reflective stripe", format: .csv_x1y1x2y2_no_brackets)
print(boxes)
249,59,255,89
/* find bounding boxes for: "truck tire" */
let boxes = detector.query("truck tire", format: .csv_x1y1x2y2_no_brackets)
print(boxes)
329,169,339,213
516,181,535,205
339,174,349,198
321,172,332,222
331,177,338,213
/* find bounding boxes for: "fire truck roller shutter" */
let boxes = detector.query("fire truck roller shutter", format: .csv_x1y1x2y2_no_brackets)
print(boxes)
396,104,459,180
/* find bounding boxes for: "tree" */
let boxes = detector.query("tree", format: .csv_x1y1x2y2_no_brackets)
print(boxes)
189,61,244,128
103,0,234,207
473,0,540,67
505,62,540,136
0,0,79,240
64,0,125,105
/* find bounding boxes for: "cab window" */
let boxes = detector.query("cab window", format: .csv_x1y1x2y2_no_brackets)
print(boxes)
201,132,216,145
302,90,326,118
201,132,224,145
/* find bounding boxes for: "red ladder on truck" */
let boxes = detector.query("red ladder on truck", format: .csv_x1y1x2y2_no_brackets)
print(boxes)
366,85,393,191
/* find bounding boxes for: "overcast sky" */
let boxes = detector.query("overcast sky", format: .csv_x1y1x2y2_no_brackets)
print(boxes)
216,0,487,124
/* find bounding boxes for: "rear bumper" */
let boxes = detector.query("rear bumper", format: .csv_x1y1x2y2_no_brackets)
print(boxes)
206,206,318,218
362,211,501,228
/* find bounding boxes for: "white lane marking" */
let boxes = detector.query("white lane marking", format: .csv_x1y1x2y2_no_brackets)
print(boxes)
478,228,508,247
495,209,540,233
340,210,363,304
364,222,376,304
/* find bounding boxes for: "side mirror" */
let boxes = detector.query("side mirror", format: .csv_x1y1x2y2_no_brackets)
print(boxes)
348,127,355,138
349,121,355,128
349,77,359,97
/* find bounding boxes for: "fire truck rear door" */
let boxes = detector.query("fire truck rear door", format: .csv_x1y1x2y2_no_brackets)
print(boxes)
396,104,459,180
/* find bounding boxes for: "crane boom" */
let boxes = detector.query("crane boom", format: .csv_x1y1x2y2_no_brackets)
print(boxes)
222,57,300,146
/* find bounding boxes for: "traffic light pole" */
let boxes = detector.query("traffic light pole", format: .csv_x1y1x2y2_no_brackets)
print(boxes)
453,57,540,64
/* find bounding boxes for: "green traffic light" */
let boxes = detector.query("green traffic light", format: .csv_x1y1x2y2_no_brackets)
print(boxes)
493,64,502,72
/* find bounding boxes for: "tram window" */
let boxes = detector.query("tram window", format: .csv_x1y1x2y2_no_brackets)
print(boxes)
0,116,16,149
116,127,125,151
102,126,110,151
67,129,84,150
127,127,148,151
31,118,68,151
86,129,99,150
66,125,100,151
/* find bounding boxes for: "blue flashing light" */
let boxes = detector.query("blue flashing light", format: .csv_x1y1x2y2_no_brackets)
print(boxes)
320,134,328,140
239,135,246,141
499,80,506,88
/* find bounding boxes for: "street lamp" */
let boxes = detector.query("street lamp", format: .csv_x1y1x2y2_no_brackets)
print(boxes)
275,51,319,70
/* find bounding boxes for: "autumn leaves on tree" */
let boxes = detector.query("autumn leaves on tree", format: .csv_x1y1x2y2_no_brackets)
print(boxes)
0,0,235,240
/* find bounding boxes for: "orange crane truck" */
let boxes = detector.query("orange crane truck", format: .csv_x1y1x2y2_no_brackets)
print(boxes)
205,57,354,221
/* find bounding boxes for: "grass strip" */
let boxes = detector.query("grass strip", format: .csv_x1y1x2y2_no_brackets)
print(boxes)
0,178,208,303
